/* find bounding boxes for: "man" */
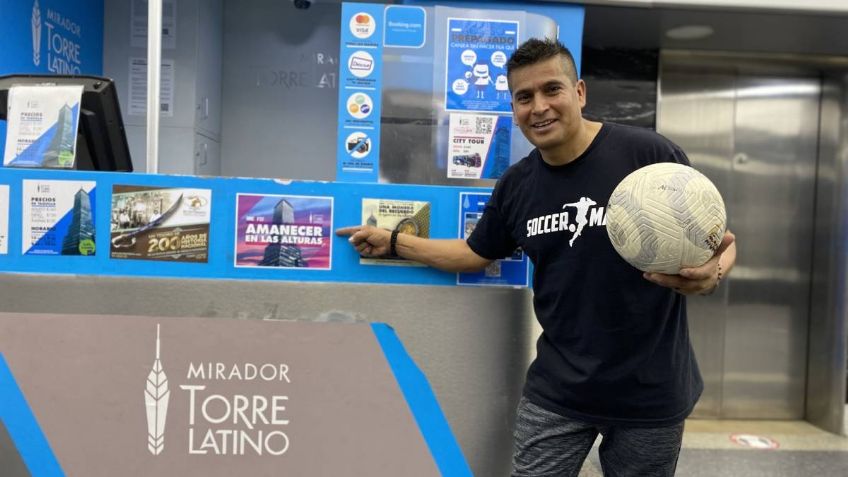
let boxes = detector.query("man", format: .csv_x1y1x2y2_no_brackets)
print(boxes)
337,38,737,477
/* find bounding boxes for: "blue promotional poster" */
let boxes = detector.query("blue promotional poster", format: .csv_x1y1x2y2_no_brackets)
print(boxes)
235,194,334,270
445,18,518,113
457,192,528,287
21,179,96,256
336,3,385,182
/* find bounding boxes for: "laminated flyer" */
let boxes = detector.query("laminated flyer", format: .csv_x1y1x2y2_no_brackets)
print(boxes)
110,186,212,262
360,198,430,266
4,84,84,168
0,185,8,254
235,194,333,270
457,192,528,287
22,179,96,256
448,112,512,179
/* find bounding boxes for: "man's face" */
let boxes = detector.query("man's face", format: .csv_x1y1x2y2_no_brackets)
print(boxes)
509,56,586,153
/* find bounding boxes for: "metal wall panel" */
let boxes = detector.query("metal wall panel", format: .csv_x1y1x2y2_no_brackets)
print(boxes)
725,75,818,418
657,69,736,417
658,53,820,419
0,274,535,477
807,76,848,435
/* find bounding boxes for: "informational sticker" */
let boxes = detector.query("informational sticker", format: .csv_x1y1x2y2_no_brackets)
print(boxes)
360,198,430,267
131,0,177,50
348,50,375,78
336,3,385,182
3,84,83,168
128,57,176,117
0,185,8,254
22,179,96,256
448,113,512,179
235,194,333,270
457,192,528,287
383,6,426,48
445,18,518,113
344,132,372,160
110,186,211,262
346,92,374,120
730,434,780,450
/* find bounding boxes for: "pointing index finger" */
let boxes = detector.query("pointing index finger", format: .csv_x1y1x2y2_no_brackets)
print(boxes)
335,226,362,237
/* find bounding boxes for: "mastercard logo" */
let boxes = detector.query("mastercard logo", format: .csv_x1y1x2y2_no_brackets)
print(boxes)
350,12,375,39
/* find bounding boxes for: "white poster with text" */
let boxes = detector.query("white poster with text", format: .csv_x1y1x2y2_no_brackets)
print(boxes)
129,57,176,117
131,0,177,49
3,84,83,168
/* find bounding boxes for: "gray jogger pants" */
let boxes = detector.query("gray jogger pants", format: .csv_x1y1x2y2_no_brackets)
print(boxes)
512,397,685,477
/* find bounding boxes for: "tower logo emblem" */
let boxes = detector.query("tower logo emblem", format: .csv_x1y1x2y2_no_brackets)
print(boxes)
31,0,42,66
144,324,170,455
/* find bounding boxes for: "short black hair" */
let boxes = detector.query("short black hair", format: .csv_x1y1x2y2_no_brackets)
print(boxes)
506,37,578,84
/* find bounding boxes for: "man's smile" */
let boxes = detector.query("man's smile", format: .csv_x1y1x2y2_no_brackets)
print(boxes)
532,119,557,130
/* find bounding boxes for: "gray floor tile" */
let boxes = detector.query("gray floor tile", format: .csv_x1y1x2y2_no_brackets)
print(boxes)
677,449,848,477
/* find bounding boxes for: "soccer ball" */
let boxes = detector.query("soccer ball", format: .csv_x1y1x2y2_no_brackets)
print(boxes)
605,162,726,274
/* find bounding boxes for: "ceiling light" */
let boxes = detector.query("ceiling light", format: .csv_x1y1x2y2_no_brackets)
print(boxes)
665,25,714,40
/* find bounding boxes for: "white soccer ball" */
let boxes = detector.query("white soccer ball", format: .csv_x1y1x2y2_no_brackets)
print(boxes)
605,162,726,274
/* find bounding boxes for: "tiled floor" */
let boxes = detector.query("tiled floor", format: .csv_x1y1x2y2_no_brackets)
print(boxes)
578,416,848,476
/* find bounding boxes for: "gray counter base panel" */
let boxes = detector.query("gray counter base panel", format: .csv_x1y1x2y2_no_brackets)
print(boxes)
0,273,536,477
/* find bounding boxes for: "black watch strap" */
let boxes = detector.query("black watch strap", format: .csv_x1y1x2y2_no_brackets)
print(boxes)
390,229,399,257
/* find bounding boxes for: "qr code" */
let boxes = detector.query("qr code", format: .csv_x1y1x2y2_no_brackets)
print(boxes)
475,117,493,135
484,261,502,278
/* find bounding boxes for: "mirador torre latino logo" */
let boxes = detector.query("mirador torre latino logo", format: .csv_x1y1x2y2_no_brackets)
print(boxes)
145,324,170,455
30,0,85,73
144,325,293,456
31,0,41,66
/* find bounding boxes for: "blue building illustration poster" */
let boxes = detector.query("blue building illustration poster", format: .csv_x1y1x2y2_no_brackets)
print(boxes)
445,18,518,113
21,179,96,256
457,192,528,287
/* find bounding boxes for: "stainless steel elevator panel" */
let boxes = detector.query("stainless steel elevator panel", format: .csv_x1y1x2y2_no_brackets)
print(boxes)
726,76,818,418
659,55,819,419
657,71,735,417
807,76,848,435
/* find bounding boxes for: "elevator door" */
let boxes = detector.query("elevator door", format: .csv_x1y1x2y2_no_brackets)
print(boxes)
658,56,819,419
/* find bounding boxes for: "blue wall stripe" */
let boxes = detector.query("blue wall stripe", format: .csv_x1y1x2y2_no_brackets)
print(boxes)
0,354,65,477
370,323,473,477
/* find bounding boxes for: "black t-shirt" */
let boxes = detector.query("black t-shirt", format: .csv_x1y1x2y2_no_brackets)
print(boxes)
467,123,703,427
